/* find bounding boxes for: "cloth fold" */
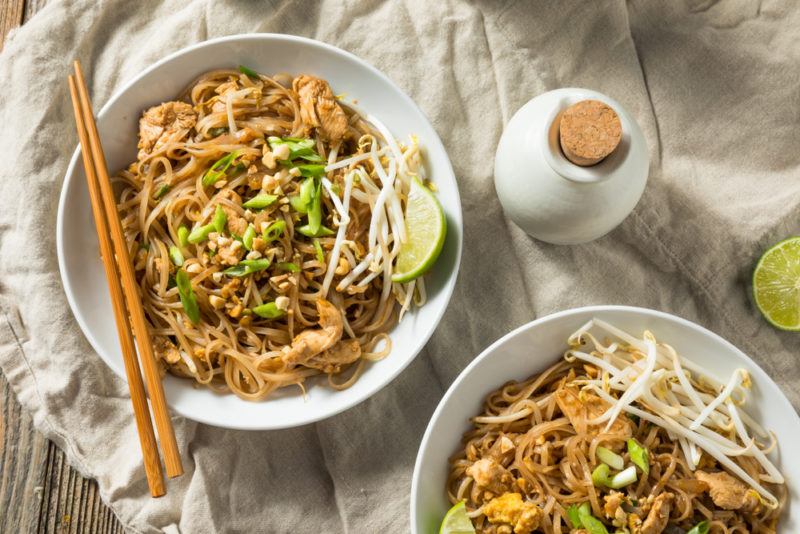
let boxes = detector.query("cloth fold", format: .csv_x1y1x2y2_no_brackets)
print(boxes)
1,1,798,532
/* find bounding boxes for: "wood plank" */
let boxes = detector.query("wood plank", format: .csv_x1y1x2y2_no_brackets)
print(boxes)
0,0,24,50
0,2,125,532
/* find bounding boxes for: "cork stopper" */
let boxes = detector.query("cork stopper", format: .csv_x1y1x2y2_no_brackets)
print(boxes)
558,100,622,166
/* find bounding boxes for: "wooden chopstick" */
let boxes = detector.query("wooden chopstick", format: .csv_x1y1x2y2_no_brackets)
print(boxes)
68,75,166,497
70,60,184,480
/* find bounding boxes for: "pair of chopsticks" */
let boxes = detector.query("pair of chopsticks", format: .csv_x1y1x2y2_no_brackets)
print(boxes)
68,61,183,497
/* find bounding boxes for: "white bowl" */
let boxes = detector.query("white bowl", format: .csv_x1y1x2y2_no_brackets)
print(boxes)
411,306,798,532
56,34,462,430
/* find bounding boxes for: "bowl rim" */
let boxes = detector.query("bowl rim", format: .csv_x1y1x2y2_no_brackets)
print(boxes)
56,33,463,429
410,304,799,531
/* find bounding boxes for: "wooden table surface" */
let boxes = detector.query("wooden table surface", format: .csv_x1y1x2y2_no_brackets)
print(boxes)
0,0,125,532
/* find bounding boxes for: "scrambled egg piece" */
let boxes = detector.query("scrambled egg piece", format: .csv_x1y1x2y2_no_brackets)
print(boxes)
483,493,542,534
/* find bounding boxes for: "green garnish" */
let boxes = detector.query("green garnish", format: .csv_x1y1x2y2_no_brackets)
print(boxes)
267,136,323,163
188,223,215,244
238,65,259,79
263,220,285,242
566,504,584,529
297,224,334,237
153,183,170,199
296,164,326,177
168,246,184,267
289,195,308,213
175,269,200,324
202,150,239,187
313,238,324,263
252,302,286,319
212,205,227,233
591,464,611,487
608,466,638,489
242,224,256,251
627,439,650,475
277,262,300,272
596,447,624,470
177,225,189,247
580,514,609,534
222,258,271,277
208,126,227,137
243,194,278,210
687,521,710,534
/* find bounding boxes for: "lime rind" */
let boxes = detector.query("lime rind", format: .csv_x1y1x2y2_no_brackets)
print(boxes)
752,236,800,332
392,177,447,283
439,501,476,534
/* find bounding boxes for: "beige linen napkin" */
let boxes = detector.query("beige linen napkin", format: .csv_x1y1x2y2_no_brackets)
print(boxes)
1,0,798,532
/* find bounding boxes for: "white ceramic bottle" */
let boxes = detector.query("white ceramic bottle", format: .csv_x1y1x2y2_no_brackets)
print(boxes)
494,88,649,245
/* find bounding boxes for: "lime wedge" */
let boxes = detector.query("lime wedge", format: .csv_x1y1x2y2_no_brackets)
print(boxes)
753,236,800,331
392,177,446,283
439,501,476,534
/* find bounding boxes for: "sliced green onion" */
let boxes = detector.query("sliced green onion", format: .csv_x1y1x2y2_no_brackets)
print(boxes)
591,464,611,487
307,179,323,234
252,301,286,319
242,224,256,251
580,513,609,534
566,505,583,529
297,224,334,237
263,220,285,242
627,439,650,475
238,65,259,79
212,205,227,233
202,150,239,187
175,269,200,324
313,238,324,263
687,521,710,534
267,136,323,163
289,195,308,213
208,126,227,137
169,246,184,267
188,223,215,244
277,262,300,272
296,164,326,177
609,466,638,489
222,258,271,277
243,194,278,210
153,183,170,199
596,447,624,471
177,225,189,247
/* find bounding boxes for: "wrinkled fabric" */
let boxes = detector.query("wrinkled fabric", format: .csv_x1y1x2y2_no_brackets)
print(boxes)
1,1,798,532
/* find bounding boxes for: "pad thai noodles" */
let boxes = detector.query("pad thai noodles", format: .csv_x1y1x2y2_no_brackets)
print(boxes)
446,320,785,533
114,67,435,400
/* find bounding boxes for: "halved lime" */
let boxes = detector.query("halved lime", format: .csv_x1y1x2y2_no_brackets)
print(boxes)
439,501,476,534
392,177,446,283
753,236,800,331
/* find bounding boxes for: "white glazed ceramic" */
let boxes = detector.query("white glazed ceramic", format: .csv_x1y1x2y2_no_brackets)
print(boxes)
411,306,799,533
494,88,649,244
56,34,463,430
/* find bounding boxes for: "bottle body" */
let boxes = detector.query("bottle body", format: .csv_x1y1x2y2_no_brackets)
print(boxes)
494,88,649,245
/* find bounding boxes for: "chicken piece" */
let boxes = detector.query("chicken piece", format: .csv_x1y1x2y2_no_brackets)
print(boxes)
483,493,542,534
293,75,349,144
695,471,760,512
138,101,196,160
554,386,631,436
281,299,343,365
636,492,673,534
305,339,361,373
466,458,514,495
153,336,181,364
